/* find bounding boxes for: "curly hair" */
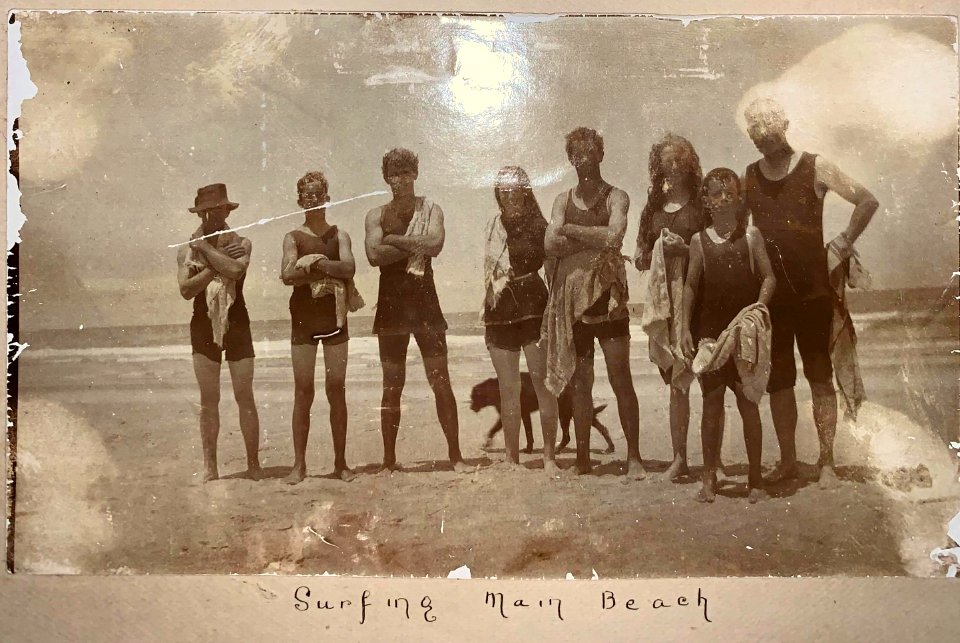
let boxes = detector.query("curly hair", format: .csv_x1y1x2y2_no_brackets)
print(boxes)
744,97,788,132
637,134,703,249
493,166,543,223
381,148,419,180
564,127,604,161
297,171,328,197
701,167,748,242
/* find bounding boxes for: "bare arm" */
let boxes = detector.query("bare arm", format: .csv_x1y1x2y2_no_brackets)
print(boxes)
177,245,216,300
560,188,630,250
544,192,587,257
746,226,777,306
315,230,357,279
382,202,446,257
816,157,879,244
194,238,250,281
364,208,410,267
679,234,704,358
280,232,317,286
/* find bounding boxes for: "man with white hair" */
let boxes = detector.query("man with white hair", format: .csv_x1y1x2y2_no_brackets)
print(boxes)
741,97,879,488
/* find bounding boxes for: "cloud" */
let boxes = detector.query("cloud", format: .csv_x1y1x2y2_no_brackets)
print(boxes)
186,15,297,99
19,14,134,184
736,23,957,156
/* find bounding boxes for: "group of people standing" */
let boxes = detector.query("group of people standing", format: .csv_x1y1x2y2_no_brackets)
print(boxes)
177,98,878,503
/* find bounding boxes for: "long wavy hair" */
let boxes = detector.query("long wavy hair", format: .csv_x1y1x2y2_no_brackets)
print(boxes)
494,166,543,225
638,134,703,246
701,167,748,242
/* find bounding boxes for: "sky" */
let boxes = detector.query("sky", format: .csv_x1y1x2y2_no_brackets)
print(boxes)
15,13,959,330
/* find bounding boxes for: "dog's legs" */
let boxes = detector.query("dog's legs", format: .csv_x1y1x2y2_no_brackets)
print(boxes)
593,415,615,454
521,412,534,453
483,419,502,451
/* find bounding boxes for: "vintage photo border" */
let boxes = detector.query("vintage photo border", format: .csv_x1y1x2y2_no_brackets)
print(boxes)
2,0,958,639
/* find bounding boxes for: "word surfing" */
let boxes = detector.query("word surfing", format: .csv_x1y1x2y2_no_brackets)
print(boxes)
293,588,436,624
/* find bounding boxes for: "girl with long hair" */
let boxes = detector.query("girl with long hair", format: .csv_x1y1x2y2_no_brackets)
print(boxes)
482,166,560,476
634,134,708,481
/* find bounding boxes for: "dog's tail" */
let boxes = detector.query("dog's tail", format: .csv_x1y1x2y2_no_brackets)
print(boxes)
593,403,608,416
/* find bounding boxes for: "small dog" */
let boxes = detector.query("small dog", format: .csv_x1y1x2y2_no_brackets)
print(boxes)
469,372,616,454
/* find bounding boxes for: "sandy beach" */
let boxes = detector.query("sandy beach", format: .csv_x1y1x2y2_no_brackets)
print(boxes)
12,311,960,578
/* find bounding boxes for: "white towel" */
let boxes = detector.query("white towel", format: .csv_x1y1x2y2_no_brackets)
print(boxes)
405,198,434,276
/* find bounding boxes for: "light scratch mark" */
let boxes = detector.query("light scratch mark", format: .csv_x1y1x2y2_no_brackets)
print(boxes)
167,190,388,247
306,526,340,549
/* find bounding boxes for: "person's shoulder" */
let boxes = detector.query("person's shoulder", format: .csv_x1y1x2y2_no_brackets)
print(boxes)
689,230,704,253
609,185,629,201
364,205,384,222
176,244,189,261
744,225,764,241
336,227,352,242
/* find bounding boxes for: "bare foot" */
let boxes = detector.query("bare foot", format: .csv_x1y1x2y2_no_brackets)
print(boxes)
283,465,306,485
661,458,689,482
696,483,716,503
244,466,264,481
452,460,474,474
748,487,767,504
817,465,840,489
377,462,403,475
336,468,357,482
543,460,563,478
624,458,648,481
764,461,799,485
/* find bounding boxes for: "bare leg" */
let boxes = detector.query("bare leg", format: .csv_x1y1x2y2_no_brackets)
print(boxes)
423,354,470,472
323,341,354,481
811,381,839,489
487,346,523,466
663,384,691,481
766,387,799,484
380,358,406,472
227,357,262,480
716,410,727,474
524,341,561,477
570,356,595,474
733,385,765,502
598,335,645,479
697,386,725,503
285,343,318,484
192,354,222,482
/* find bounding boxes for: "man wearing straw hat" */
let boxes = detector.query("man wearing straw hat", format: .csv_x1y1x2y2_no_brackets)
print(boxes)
176,183,263,482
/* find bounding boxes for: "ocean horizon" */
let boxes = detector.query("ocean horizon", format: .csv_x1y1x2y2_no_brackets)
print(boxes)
16,286,955,359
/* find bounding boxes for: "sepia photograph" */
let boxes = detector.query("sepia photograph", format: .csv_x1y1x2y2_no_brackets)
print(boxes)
8,9,960,580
